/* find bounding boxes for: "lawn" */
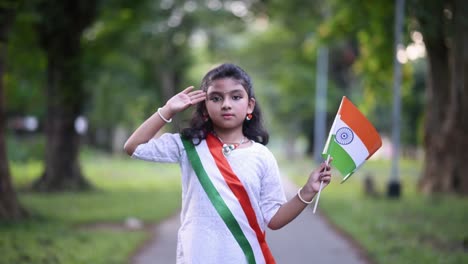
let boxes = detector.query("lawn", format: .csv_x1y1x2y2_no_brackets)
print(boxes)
1,151,182,264
281,155,468,264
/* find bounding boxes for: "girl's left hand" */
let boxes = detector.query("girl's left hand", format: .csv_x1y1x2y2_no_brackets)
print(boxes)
304,160,333,194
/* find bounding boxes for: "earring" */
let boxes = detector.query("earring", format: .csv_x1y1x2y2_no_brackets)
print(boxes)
246,114,253,121
203,113,209,122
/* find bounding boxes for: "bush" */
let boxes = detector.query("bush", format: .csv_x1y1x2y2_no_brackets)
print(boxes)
6,134,45,162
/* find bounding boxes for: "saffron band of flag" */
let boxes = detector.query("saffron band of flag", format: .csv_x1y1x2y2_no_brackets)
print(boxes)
322,96,382,182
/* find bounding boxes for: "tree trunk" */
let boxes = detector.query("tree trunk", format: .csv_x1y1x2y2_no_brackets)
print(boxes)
32,0,97,192
32,54,90,191
0,4,27,219
418,0,468,194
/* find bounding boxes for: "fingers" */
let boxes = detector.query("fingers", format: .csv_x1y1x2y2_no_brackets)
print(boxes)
188,90,206,104
318,162,327,172
320,157,332,172
319,171,332,180
181,86,195,93
179,86,206,105
318,163,331,174
318,162,332,182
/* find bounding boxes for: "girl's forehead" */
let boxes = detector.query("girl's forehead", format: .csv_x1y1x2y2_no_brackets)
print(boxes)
207,78,246,93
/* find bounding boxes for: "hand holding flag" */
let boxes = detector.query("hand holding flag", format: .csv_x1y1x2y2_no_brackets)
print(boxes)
313,96,382,213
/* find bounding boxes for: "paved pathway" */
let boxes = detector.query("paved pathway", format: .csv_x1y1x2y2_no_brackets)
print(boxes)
131,177,369,264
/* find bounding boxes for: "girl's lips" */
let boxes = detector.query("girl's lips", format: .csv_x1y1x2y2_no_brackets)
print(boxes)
222,114,234,119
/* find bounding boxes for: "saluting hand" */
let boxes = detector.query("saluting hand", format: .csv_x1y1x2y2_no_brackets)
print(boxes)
165,86,206,115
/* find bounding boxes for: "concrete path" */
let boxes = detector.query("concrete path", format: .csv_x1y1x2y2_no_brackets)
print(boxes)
131,177,369,264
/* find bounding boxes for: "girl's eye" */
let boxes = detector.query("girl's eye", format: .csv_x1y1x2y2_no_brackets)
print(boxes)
210,95,222,102
232,95,242,100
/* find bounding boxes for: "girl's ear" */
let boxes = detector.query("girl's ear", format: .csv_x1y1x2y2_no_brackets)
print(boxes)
248,97,256,113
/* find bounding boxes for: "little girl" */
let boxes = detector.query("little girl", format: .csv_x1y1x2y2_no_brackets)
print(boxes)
124,63,332,264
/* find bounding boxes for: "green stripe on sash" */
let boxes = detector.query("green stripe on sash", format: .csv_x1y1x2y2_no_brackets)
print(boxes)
181,137,256,264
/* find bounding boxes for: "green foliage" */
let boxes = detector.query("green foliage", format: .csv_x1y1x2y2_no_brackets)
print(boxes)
321,1,396,118
4,0,427,151
82,0,253,130
5,10,46,117
82,2,156,129
6,135,44,162
0,0,21,9
221,21,320,137
401,60,425,146
267,0,324,32
2,150,182,263
300,0,426,143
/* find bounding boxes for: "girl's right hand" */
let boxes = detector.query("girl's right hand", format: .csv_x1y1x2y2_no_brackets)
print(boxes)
124,86,206,156
164,86,206,115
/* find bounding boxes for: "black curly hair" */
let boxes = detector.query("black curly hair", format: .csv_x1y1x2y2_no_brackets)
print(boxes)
181,63,269,145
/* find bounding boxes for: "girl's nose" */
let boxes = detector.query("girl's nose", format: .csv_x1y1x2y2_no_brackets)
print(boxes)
221,98,232,109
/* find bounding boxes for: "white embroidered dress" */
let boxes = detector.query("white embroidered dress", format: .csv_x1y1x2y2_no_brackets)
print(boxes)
132,133,286,264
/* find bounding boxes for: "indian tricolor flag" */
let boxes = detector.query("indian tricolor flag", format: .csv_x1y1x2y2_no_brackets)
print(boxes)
322,96,382,182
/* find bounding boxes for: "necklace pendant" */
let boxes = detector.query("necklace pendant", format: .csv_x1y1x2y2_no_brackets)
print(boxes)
222,144,235,156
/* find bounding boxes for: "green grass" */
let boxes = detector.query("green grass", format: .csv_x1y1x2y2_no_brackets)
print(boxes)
281,155,468,264
1,221,143,264
1,152,182,264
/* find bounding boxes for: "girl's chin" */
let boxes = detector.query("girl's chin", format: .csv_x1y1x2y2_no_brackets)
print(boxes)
213,123,243,131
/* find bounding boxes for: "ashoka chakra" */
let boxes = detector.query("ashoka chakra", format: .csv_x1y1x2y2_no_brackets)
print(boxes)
335,127,354,145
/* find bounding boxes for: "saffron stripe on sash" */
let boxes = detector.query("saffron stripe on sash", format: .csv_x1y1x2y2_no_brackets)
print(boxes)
206,134,276,264
181,137,256,264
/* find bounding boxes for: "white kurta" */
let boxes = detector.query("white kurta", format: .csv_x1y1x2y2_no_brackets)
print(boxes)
132,133,286,264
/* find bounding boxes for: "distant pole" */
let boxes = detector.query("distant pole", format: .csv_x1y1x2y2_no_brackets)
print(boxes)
314,46,329,163
388,0,405,198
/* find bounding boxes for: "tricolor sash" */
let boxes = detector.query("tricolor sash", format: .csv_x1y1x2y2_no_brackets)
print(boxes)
181,134,275,264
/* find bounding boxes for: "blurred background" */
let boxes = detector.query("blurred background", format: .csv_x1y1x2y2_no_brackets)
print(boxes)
1,0,467,263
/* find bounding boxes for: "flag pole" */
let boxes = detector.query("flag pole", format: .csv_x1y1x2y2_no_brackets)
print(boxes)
313,155,330,214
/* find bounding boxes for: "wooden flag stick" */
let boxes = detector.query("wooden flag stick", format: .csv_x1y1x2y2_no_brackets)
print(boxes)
313,155,330,214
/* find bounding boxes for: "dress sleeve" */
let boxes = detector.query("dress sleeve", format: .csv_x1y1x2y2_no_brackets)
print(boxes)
131,133,183,163
259,149,287,226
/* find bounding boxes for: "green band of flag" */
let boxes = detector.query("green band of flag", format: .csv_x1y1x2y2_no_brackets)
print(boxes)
322,135,356,180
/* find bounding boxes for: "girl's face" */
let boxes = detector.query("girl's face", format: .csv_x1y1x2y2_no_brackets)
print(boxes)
205,78,255,132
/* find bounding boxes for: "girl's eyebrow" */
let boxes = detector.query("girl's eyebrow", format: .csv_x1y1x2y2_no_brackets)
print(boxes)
207,89,244,95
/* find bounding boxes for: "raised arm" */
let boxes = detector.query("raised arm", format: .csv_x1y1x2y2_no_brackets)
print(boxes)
123,86,206,155
267,161,332,230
